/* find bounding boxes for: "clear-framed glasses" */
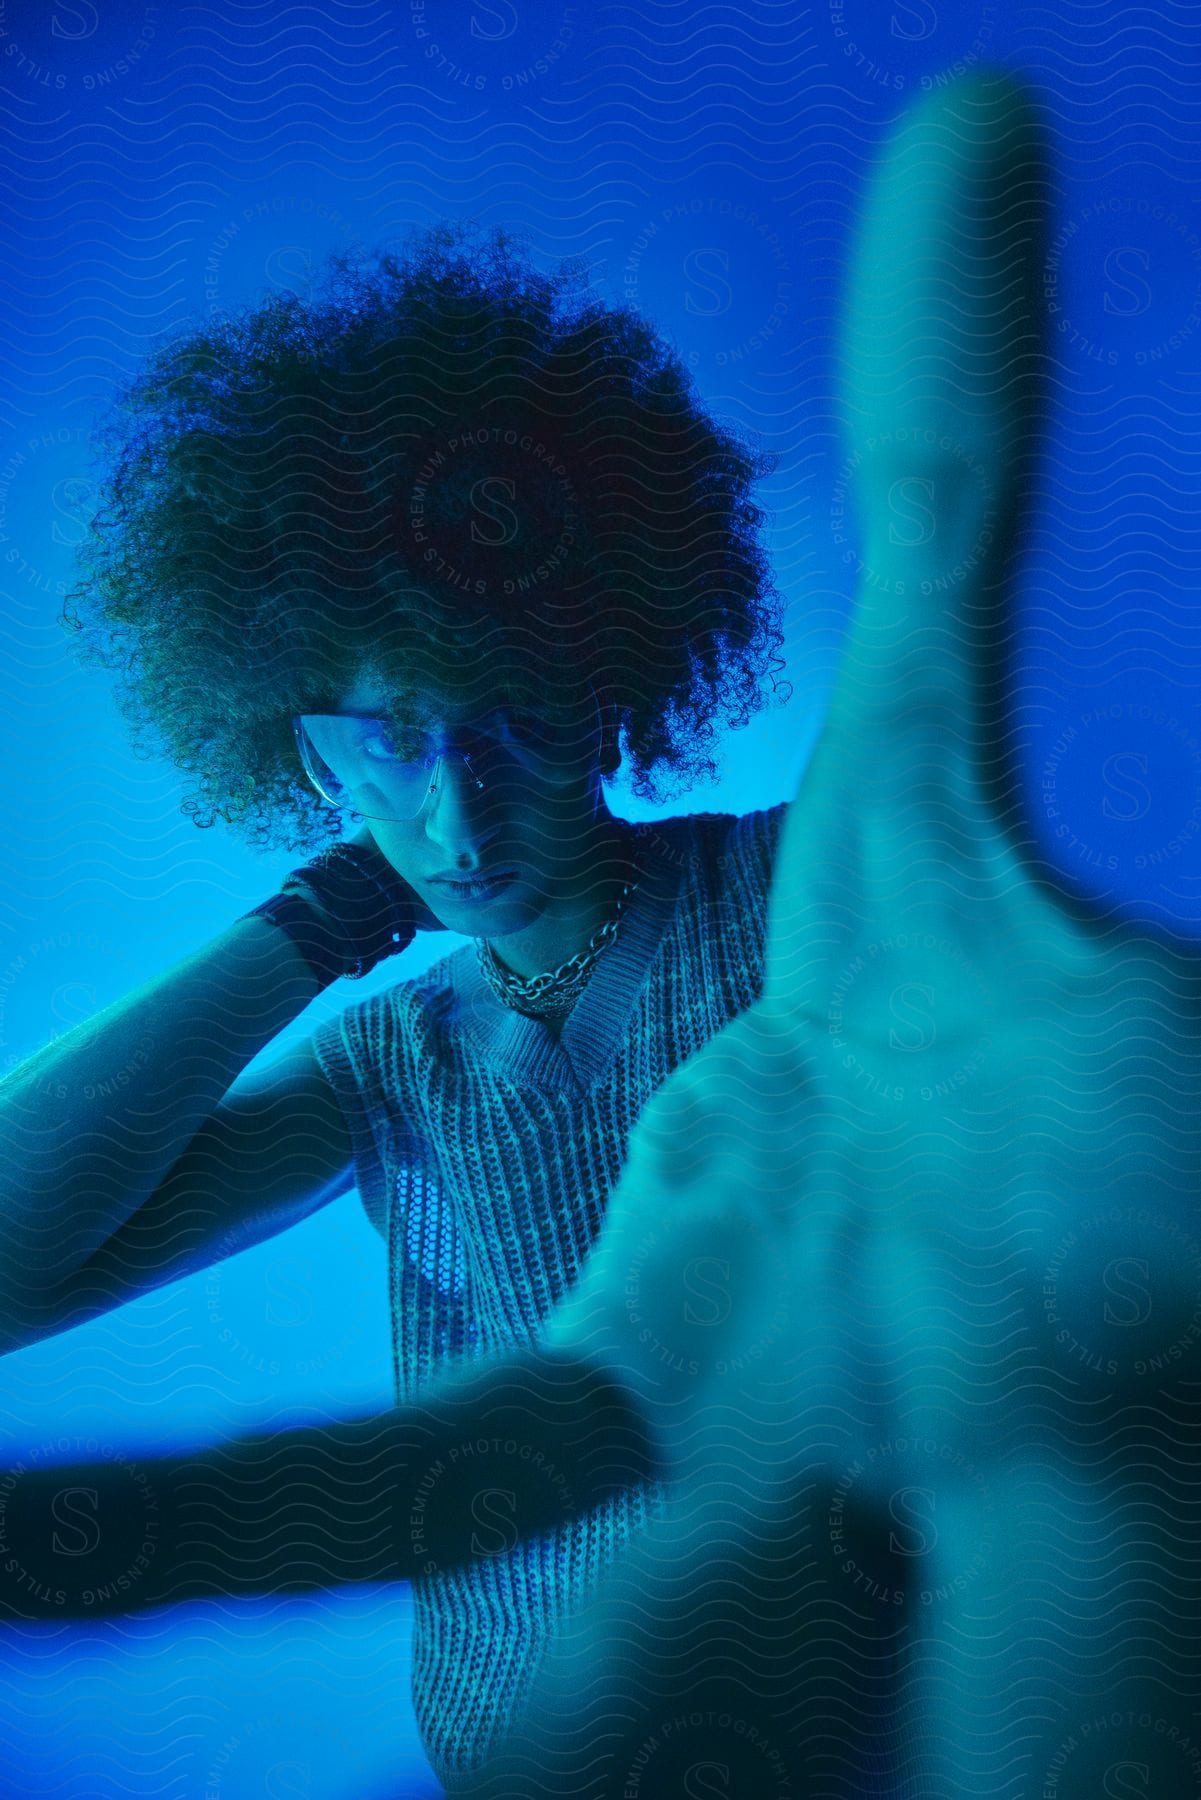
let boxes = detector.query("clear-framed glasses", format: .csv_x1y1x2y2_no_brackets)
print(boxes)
293,691,600,824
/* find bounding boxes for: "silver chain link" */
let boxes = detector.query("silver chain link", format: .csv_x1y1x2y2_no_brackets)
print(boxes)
473,872,640,1019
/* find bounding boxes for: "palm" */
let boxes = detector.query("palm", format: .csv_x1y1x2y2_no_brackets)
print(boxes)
544,70,1201,1792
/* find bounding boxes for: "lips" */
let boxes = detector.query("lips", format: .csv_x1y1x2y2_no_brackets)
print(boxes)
428,870,518,900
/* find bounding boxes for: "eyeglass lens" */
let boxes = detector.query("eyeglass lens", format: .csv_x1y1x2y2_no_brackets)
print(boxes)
294,704,583,823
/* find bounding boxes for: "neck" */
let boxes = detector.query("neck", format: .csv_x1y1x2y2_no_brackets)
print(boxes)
485,809,640,982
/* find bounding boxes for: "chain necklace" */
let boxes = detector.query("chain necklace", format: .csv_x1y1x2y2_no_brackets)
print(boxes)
473,868,641,1020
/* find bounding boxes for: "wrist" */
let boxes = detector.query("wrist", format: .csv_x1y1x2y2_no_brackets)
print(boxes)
244,890,348,988
246,841,419,984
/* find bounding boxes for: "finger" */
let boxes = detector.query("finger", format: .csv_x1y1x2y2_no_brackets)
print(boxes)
764,70,1054,1018
840,69,1048,613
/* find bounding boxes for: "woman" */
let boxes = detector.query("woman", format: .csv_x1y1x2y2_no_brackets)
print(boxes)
9,71,1181,1800
0,220,792,1791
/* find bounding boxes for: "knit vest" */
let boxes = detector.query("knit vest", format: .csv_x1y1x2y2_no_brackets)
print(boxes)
313,802,788,1792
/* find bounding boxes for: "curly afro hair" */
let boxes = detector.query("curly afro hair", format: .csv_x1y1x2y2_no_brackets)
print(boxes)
62,219,790,854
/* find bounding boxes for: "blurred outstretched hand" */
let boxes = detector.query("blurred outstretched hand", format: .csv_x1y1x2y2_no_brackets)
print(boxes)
519,68,1201,1800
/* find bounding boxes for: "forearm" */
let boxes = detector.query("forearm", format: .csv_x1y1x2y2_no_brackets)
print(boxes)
0,914,324,1309
0,1346,657,1621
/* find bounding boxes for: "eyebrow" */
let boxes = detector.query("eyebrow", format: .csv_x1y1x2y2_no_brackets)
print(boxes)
304,705,509,727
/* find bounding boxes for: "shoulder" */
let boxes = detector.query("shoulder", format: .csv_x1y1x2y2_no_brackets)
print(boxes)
643,802,789,899
312,941,475,1078
637,803,790,1012
720,800,790,890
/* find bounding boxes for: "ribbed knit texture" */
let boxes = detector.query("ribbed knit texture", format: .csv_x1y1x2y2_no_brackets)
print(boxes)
313,802,788,1792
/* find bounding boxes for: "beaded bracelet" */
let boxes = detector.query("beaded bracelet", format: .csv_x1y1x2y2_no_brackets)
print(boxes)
246,840,420,985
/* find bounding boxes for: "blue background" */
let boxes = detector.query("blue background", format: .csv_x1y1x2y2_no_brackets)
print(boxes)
1,2,1200,1795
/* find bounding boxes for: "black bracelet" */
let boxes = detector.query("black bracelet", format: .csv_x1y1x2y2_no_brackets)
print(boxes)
246,841,420,984
246,891,349,987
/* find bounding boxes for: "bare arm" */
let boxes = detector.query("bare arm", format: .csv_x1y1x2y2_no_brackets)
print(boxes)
0,1346,657,1621
0,819,443,1355
0,914,333,1355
